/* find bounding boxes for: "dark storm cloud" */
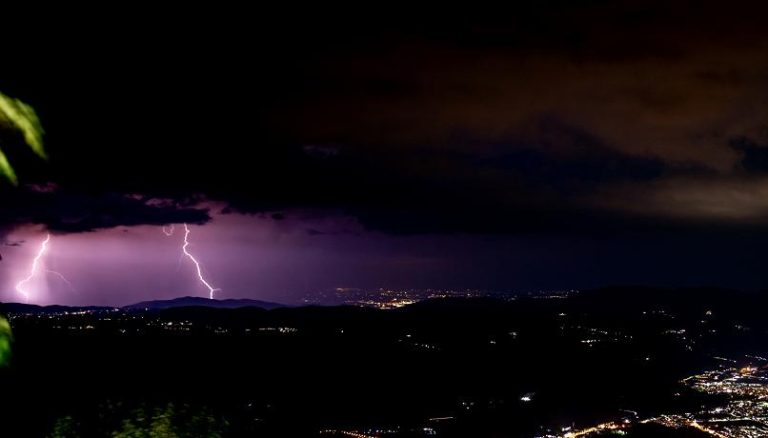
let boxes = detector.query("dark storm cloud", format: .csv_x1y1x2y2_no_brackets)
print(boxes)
302,145,340,159
2,3,768,301
4,2,768,235
479,117,666,188
731,137,768,174
0,188,210,233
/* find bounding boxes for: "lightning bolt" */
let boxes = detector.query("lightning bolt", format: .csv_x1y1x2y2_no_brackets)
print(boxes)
15,233,50,303
164,224,220,299
46,269,77,293
183,224,220,299
161,224,184,269
14,234,76,303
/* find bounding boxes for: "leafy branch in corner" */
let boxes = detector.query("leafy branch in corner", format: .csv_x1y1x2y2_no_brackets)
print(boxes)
0,90,46,185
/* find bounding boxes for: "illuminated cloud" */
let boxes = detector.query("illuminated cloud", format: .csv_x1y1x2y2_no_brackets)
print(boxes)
593,177,768,223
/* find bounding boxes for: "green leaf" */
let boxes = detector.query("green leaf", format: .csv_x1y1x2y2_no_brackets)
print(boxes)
0,148,17,185
0,90,46,184
0,316,12,367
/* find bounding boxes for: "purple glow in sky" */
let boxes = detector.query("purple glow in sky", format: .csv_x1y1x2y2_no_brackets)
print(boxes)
2,205,766,306
1,208,471,306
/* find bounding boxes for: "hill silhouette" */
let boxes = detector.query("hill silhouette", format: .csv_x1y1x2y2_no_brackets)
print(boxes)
122,296,285,311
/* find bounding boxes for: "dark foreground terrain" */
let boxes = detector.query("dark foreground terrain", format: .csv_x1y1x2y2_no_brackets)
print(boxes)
1,287,767,437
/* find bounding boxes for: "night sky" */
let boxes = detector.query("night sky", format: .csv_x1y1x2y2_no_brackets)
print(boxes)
2,3,768,305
